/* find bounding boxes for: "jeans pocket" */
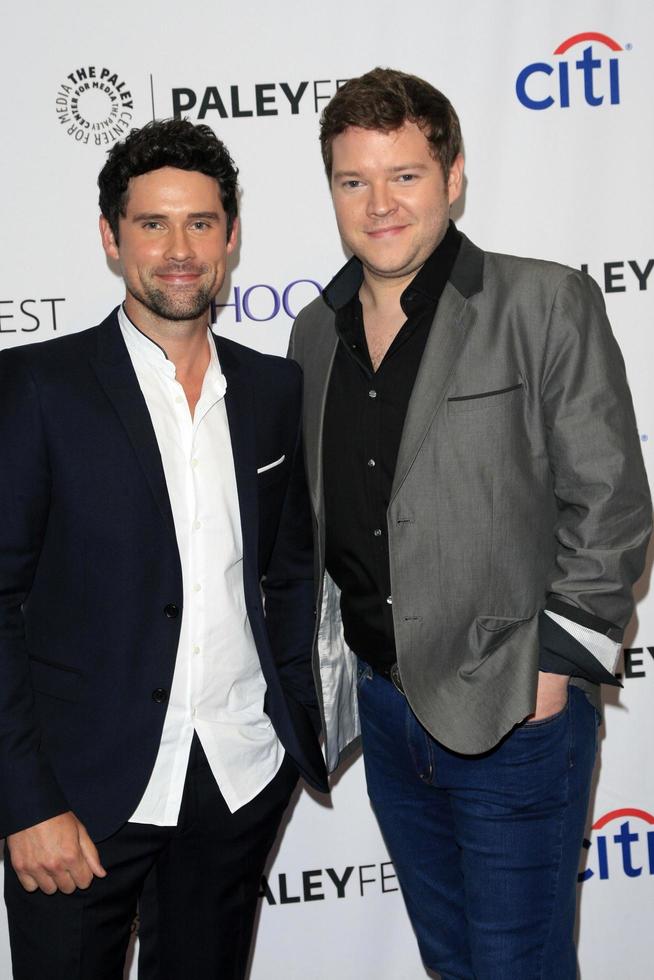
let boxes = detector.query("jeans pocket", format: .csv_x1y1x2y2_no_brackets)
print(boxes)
521,697,569,730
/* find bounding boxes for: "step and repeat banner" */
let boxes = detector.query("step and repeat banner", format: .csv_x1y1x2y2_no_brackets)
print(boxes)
1,1,652,977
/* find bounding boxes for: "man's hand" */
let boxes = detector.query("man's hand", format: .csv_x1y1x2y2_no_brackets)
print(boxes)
527,671,570,723
6,811,107,894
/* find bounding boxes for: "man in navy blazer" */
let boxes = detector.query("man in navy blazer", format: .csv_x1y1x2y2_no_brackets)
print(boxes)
0,119,327,979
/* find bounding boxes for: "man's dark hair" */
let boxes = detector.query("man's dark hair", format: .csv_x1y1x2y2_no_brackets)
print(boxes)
98,118,239,242
320,67,462,180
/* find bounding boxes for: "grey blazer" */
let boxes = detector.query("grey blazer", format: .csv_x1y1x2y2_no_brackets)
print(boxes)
288,234,652,764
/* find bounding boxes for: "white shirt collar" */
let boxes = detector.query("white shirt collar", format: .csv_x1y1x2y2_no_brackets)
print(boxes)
118,304,175,377
117,304,227,402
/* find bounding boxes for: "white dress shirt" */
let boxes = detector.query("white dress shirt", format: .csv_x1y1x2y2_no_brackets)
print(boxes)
119,307,284,824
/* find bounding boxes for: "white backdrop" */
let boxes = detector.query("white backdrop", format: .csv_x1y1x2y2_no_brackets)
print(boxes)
1,1,653,977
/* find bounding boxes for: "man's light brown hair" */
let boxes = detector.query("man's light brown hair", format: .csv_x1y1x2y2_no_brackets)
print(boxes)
320,67,462,180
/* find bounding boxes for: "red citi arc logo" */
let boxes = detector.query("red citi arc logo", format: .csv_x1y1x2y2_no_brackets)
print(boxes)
516,32,624,110
579,808,654,882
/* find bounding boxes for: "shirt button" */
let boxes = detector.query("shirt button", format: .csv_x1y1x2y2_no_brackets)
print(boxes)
163,603,179,619
191,458,199,468
193,520,201,530
193,645,201,656
193,583,201,592
175,395,183,404
192,707,197,719
367,459,376,468
152,688,168,703
373,529,382,537
386,595,393,604
368,390,377,399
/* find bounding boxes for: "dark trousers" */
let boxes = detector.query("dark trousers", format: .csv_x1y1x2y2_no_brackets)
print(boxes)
357,663,599,980
4,736,298,980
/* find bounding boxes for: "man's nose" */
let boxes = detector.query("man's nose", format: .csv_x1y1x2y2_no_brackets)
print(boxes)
367,182,397,217
164,227,194,261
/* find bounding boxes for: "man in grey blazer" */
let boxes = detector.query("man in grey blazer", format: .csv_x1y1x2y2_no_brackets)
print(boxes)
288,68,652,979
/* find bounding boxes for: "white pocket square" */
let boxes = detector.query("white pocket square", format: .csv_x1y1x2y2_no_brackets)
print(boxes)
257,454,285,474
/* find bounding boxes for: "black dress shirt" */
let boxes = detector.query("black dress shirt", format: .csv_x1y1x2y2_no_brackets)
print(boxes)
322,223,461,671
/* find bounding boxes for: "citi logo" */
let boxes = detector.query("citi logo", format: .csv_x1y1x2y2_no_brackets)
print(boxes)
516,31,624,110
578,808,654,882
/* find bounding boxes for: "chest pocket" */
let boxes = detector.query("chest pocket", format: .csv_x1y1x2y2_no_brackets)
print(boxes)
447,382,523,414
257,453,288,489
444,381,527,466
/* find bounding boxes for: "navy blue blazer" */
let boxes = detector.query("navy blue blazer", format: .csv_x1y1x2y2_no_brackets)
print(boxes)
0,309,327,841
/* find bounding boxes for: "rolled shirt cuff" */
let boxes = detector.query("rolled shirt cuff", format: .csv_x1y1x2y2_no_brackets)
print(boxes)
539,610,622,687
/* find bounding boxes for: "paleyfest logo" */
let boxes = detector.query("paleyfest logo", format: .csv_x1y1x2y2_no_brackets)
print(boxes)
579,808,654,883
55,66,134,147
516,31,627,110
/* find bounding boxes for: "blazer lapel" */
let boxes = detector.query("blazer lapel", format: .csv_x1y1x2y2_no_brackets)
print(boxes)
89,313,176,541
298,308,339,521
213,336,259,592
391,235,484,501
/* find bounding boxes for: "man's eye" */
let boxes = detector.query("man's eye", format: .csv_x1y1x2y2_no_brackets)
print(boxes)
343,180,362,189
397,174,416,183
192,221,210,230
143,221,162,230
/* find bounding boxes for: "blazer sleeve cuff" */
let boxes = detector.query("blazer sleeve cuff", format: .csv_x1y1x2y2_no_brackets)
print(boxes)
1,762,70,839
545,595,623,642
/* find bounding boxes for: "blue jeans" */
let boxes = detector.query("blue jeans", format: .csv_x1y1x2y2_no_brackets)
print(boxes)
356,663,598,980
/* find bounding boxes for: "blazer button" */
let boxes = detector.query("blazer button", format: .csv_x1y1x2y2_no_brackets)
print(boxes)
163,603,179,619
152,688,168,703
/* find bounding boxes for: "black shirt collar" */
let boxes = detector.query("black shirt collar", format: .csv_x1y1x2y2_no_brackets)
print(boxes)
323,221,462,313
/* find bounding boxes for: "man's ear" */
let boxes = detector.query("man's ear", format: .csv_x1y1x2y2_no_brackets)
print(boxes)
447,154,465,206
99,215,120,261
226,215,239,255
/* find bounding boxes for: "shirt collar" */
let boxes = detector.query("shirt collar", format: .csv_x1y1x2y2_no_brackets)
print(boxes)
118,305,176,378
203,329,228,403
323,221,461,313
118,305,226,399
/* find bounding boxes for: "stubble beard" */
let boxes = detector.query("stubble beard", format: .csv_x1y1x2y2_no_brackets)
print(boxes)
129,277,216,323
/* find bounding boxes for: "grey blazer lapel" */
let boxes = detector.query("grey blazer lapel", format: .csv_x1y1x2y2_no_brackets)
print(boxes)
391,235,484,501
297,307,338,520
